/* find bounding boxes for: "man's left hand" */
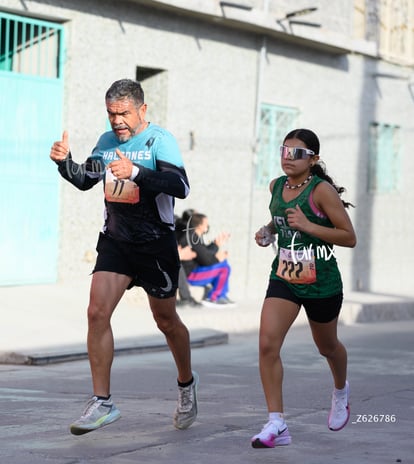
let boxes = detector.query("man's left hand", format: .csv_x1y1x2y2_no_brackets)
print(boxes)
108,148,133,179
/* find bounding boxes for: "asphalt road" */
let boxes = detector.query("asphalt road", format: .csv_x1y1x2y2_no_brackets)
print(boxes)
0,320,413,464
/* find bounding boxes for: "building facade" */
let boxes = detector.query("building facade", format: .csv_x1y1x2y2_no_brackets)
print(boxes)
1,0,413,298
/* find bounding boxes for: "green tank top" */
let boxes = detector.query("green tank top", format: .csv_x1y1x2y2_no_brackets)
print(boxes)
269,175,342,298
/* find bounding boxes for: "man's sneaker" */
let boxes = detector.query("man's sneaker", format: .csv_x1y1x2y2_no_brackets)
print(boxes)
70,396,121,435
177,297,202,308
173,371,199,430
202,284,213,300
201,297,236,308
251,420,292,448
328,381,350,431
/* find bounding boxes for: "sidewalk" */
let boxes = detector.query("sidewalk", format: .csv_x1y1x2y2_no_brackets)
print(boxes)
1,279,414,364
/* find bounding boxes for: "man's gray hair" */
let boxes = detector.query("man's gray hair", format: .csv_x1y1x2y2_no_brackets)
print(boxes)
105,79,144,108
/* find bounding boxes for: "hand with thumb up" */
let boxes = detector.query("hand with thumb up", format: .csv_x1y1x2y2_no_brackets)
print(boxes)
50,130,70,162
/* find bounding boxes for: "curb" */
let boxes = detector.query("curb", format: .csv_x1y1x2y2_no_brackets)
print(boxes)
0,329,228,366
340,295,414,324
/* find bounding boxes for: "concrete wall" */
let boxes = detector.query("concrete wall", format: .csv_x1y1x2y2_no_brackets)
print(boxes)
2,0,414,299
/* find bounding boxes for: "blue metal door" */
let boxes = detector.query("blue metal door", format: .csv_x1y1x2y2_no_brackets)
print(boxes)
0,12,64,285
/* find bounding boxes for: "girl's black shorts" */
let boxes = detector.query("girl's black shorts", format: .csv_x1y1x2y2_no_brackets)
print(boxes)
265,278,343,323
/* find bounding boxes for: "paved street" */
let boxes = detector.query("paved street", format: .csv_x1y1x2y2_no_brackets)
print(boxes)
0,320,413,464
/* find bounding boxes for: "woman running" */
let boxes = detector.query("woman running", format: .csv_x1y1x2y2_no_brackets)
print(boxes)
251,128,356,448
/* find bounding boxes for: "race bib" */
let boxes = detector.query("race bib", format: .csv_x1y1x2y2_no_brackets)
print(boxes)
276,247,317,284
104,169,140,204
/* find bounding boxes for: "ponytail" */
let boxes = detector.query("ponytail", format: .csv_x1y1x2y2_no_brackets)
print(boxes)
284,128,355,209
311,161,354,209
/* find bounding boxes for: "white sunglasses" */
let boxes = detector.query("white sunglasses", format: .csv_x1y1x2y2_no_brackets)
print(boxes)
280,145,315,160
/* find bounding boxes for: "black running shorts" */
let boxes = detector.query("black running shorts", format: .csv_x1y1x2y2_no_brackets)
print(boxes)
93,232,180,299
265,278,343,323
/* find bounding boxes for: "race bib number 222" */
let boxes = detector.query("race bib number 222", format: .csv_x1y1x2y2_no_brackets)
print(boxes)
276,247,317,284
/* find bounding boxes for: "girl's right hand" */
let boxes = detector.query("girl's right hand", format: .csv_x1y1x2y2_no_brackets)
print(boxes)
255,226,275,247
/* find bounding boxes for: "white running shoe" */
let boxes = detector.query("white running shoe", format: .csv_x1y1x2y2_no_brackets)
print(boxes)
173,371,199,430
328,381,350,431
70,396,121,435
251,420,292,448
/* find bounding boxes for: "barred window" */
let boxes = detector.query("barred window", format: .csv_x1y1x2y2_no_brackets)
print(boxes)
0,12,63,78
255,103,299,187
368,122,401,193
354,0,414,65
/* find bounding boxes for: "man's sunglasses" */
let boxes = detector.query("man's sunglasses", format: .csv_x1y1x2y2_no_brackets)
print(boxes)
280,145,315,160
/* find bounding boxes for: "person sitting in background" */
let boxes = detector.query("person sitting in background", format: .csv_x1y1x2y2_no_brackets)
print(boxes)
176,244,201,307
175,210,201,307
179,213,234,307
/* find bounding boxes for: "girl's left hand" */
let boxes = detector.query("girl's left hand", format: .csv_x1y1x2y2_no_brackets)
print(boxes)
286,204,309,232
